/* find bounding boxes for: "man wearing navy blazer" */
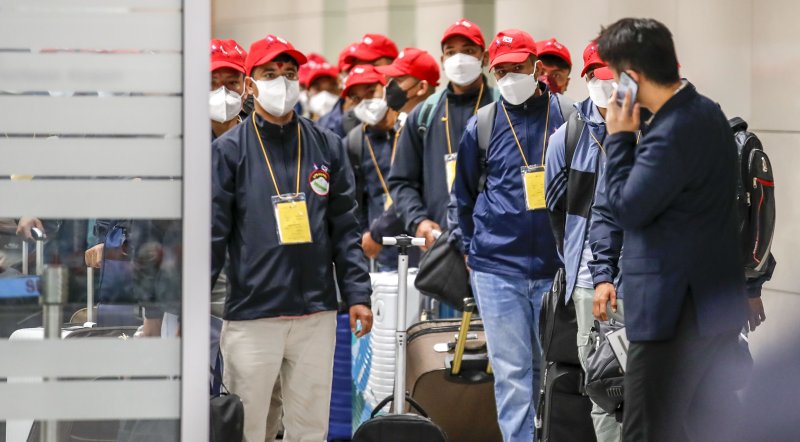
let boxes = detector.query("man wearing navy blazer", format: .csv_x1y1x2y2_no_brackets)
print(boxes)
596,19,753,442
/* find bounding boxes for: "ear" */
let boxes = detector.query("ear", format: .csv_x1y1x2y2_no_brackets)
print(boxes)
532,58,542,77
481,51,489,68
245,77,258,98
564,77,571,92
626,69,641,84
440,53,446,67
416,80,430,97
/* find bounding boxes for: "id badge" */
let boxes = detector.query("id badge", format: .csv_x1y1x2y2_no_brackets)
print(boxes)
382,193,393,211
272,193,313,245
521,165,546,211
444,153,458,192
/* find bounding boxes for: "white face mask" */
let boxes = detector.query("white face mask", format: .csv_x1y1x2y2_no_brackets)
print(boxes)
496,72,538,105
251,76,300,117
444,53,483,86
586,77,614,109
209,86,244,123
308,91,339,117
353,98,388,126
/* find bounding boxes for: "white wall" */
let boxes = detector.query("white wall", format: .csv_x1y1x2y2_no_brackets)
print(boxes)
212,0,800,355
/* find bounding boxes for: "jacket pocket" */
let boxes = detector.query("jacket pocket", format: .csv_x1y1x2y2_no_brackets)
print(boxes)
622,257,661,274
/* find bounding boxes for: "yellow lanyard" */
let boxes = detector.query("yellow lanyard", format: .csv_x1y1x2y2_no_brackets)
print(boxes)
363,126,392,200
252,114,302,195
390,124,403,165
588,130,606,155
500,93,551,168
443,81,485,155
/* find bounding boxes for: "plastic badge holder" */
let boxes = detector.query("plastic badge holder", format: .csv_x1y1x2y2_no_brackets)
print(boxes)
444,153,458,192
521,165,546,211
272,193,312,245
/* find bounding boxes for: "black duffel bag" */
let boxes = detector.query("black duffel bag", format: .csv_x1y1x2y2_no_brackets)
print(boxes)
539,268,580,365
585,320,625,415
210,368,244,442
415,229,469,311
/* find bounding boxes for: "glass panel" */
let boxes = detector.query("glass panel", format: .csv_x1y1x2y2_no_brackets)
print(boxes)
0,2,187,441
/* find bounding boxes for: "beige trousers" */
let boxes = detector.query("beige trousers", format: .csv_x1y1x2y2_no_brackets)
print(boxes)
221,311,337,442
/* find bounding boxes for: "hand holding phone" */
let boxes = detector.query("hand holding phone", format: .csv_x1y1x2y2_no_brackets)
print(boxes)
614,71,638,108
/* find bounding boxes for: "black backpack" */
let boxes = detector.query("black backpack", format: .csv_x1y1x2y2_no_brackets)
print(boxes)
729,117,775,279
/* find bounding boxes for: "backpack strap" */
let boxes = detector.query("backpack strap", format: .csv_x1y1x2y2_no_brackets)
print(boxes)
564,110,585,173
346,125,366,204
416,89,446,136
556,93,578,123
475,102,498,193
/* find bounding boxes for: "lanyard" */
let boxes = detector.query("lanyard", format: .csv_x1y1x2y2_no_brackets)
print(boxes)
588,130,606,155
363,126,392,200
252,114,302,195
443,81,485,155
390,124,403,165
500,92,551,168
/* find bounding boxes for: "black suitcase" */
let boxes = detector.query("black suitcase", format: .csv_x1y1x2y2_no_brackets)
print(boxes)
535,362,596,442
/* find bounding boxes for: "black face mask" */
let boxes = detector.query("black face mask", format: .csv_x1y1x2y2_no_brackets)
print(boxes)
385,80,412,112
242,94,255,115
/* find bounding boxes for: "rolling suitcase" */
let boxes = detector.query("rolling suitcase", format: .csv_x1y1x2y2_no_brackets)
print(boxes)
405,299,501,442
352,235,446,442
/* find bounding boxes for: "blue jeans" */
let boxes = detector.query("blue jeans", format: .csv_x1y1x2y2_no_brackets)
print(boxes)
471,270,550,442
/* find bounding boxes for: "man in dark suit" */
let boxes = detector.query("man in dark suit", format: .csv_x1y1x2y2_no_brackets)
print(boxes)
597,18,752,442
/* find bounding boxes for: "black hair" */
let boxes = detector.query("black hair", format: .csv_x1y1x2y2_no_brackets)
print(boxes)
596,18,680,85
538,54,571,72
272,53,299,67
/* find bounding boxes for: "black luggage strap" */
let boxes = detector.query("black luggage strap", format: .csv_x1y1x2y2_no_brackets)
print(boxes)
371,394,429,418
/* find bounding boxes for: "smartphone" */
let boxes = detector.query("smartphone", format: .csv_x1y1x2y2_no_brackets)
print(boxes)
614,71,638,107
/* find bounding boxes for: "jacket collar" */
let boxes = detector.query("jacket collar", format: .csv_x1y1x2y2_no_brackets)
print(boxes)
254,111,299,138
446,75,490,104
575,97,606,127
647,80,697,127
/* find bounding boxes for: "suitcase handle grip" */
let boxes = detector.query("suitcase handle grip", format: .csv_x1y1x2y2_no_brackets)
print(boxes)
451,297,476,375
371,394,429,418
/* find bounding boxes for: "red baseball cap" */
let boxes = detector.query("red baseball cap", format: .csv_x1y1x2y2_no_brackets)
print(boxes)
345,34,399,64
298,53,339,87
536,38,572,68
489,29,537,69
342,64,387,97
210,39,247,74
338,42,359,73
375,48,440,87
441,18,485,49
581,41,607,77
245,35,307,76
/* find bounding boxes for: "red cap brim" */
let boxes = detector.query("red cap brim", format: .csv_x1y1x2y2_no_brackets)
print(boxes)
441,32,484,49
250,49,308,74
489,51,533,69
593,66,614,80
375,64,407,78
211,60,246,74
580,62,605,77
307,70,338,87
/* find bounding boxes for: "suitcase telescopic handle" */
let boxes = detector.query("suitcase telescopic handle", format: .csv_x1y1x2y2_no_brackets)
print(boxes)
451,297,477,376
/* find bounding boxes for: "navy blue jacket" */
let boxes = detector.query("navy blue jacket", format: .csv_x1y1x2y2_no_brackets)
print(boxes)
388,81,496,233
343,124,398,269
211,113,371,320
604,82,747,341
588,162,625,297
317,98,359,138
456,89,565,279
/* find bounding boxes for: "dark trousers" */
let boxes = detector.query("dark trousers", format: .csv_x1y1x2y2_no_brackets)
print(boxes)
623,297,745,442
